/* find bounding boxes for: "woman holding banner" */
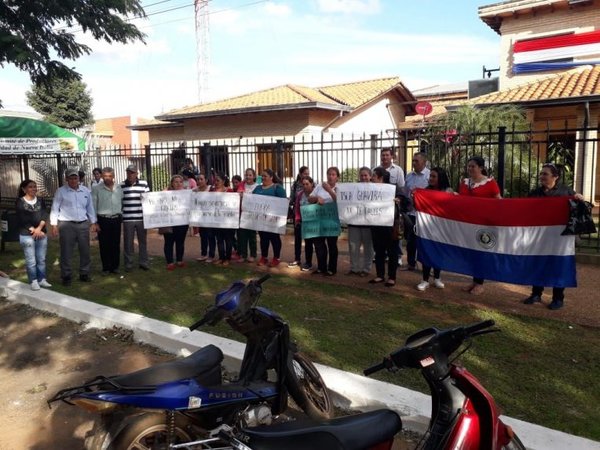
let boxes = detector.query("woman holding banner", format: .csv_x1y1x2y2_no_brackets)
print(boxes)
523,163,583,310
369,167,400,287
288,166,310,268
194,174,216,262
210,172,235,265
236,168,259,263
347,167,374,277
458,156,501,295
253,169,287,267
163,175,189,271
416,168,452,291
309,166,340,276
296,175,316,272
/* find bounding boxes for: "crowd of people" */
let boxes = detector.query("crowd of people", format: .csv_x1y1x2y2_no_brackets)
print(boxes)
12,151,582,310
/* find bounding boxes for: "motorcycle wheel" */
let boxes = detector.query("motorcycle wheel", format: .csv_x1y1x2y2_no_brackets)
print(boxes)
287,352,333,420
87,412,196,450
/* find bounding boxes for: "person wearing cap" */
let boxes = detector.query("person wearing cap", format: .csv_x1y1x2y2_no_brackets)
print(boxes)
50,167,98,286
92,167,123,275
120,164,150,271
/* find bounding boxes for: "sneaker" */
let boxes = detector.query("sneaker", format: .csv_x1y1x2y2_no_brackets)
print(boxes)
246,256,255,263
523,295,542,305
548,299,564,310
269,258,281,267
177,261,186,268
79,274,91,282
39,279,52,288
166,263,176,271
416,281,429,291
301,264,313,272
196,255,208,262
257,257,268,266
287,261,300,268
433,278,445,289
139,265,150,271
31,280,40,291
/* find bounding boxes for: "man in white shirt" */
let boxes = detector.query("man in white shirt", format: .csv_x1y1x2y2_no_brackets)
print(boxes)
403,152,430,271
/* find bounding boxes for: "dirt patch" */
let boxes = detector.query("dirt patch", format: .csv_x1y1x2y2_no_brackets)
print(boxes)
0,300,171,450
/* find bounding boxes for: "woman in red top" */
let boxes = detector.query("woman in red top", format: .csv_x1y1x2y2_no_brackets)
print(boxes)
459,156,501,295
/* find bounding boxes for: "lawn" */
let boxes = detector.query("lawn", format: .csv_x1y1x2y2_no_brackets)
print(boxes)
1,239,598,441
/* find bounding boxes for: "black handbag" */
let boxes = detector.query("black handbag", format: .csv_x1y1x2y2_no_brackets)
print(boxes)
561,199,597,235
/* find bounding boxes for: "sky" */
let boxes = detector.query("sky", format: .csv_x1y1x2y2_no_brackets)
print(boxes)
0,0,501,120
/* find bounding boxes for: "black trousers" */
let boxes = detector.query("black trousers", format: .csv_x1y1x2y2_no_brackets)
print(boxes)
314,236,338,274
532,286,565,301
163,225,189,264
258,231,282,259
371,226,399,280
293,222,302,262
97,216,122,272
403,214,417,267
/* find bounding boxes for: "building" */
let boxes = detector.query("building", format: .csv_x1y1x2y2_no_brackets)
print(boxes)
91,116,149,149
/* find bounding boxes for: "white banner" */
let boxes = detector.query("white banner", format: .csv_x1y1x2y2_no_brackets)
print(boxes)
336,183,396,226
189,192,240,228
240,193,288,234
142,190,192,229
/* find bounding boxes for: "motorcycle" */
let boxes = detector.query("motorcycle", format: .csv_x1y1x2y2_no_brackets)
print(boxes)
48,274,333,449
170,320,525,450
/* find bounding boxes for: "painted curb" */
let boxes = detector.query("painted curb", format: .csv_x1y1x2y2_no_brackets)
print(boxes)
1,278,598,450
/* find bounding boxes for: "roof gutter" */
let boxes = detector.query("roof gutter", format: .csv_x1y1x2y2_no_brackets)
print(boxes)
447,94,600,110
156,102,351,121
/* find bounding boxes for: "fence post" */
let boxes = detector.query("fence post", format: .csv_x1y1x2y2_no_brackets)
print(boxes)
497,126,506,194
202,142,211,180
370,134,378,168
144,145,152,191
275,139,284,181
56,154,63,187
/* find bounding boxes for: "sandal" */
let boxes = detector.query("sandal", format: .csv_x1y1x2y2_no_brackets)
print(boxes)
368,278,385,284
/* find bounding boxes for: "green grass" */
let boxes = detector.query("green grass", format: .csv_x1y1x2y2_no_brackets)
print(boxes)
1,240,599,441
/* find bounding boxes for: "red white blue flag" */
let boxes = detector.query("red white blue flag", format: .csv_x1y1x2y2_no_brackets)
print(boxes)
414,190,576,287
512,29,600,74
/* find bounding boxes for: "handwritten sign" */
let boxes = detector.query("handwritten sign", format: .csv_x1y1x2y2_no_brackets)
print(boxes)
301,203,341,239
142,190,192,229
239,193,288,234
189,192,240,228
336,183,396,226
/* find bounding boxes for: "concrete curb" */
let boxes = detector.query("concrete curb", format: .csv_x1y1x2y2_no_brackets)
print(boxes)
1,278,598,450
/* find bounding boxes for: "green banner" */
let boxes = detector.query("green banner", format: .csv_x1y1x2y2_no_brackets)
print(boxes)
0,116,86,153
301,202,341,239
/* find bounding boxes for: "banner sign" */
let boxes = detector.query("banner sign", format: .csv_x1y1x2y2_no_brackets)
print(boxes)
0,137,82,154
301,202,341,239
189,192,240,228
142,190,192,229
336,183,396,226
239,193,288,234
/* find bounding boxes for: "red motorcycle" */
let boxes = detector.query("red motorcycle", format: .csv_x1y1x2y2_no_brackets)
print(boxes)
171,320,525,450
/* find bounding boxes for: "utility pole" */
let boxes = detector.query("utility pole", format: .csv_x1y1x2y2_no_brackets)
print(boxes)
195,0,210,103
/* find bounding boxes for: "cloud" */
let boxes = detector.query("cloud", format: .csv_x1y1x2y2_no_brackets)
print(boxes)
77,29,170,63
264,2,292,16
316,0,381,14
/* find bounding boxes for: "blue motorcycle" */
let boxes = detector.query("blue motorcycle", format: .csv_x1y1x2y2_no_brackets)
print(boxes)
49,274,332,449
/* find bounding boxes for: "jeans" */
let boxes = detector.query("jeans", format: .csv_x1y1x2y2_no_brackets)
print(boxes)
163,225,189,264
19,234,48,283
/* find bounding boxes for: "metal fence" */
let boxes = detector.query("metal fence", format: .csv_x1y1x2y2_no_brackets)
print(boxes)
1,125,598,251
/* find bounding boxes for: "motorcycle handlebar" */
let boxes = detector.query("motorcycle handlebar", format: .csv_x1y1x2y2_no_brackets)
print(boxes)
255,274,271,286
363,361,386,376
464,319,495,336
189,316,208,331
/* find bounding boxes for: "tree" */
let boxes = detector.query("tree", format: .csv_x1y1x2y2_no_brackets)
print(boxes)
26,78,94,129
422,104,538,196
0,0,145,86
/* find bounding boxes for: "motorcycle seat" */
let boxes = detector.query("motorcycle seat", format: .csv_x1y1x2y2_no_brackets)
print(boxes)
103,344,223,389
241,409,402,450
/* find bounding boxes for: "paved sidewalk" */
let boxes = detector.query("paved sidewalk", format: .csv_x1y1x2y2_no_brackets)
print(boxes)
145,229,600,328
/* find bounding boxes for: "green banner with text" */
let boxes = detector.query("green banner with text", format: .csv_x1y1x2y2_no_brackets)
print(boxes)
300,202,341,239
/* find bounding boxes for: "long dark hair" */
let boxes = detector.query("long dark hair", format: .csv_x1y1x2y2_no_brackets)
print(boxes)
18,179,35,198
372,166,390,183
428,167,451,191
263,168,282,184
468,156,488,176
296,166,309,183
